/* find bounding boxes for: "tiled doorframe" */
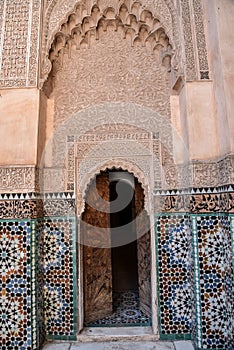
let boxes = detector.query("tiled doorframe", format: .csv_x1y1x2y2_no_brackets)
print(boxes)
76,206,159,338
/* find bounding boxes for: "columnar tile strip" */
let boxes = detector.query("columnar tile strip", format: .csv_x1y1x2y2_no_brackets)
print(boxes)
0,220,33,350
36,219,46,348
31,220,37,349
230,215,234,348
41,217,77,340
156,213,193,338
191,216,202,349
221,215,234,349
195,215,233,349
72,217,78,336
231,216,234,281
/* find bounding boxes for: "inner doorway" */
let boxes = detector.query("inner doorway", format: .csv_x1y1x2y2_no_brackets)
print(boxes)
81,169,152,328
110,172,138,292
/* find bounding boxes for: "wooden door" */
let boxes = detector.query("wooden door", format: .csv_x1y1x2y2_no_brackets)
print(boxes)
82,173,113,324
135,181,151,316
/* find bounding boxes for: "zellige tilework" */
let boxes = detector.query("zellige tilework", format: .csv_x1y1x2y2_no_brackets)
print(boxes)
85,290,151,327
38,218,77,340
0,220,36,350
193,215,234,349
156,214,194,338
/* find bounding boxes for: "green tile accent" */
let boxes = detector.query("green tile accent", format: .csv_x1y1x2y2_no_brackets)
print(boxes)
230,215,234,278
71,217,78,339
191,215,202,350
31,220,37,349
160,333,192,341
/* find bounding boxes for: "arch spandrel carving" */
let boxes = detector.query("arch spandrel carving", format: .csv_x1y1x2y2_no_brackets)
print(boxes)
40,0,182,86
76,159,151,217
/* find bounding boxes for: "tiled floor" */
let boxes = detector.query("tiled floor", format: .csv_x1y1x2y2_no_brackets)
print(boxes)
85,290,151,327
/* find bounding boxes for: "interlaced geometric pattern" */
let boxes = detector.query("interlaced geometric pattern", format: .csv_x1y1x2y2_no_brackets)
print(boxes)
37,220,46,347
156,214,194,337
194,215,234,349
37,218,76,339
0,220,34,350
85,290,151,327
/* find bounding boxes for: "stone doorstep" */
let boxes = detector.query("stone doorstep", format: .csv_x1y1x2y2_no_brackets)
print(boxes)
43,340,195,350
42,328,195,349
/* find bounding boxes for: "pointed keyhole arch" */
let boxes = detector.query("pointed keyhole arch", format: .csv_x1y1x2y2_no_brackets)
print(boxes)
81,168,153,327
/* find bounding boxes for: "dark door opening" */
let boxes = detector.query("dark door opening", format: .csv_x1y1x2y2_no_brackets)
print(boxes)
82,170,152,327
110,176,138,292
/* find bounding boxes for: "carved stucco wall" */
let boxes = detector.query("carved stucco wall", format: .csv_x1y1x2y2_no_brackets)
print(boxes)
0,0,210,87
40,0,184,196
52,30,171,125
0,0,41,87
0,0,225,194
40,0,182,85
40,0,210,85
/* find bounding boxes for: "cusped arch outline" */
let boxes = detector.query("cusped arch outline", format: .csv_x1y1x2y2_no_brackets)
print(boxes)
40,0,182,86
76,158,151,217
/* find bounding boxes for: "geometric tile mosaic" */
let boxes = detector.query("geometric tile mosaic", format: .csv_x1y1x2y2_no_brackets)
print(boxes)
1,196,234,349
37,218,77,340
192,214,234,350
85,290,151,327
36,219,46,348
0,220,37,350
156,214,194,338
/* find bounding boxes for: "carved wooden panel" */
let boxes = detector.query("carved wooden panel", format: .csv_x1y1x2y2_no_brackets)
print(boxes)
82,173,112,323
135,181,151,316
137,228,151,316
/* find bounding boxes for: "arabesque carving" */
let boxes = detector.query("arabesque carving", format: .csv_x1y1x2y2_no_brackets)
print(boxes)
180,0,209,80
0,0,41,87
0,167,37,193
41,0,179,89
66,124,162,190
76,159,151,217
192,0,209,79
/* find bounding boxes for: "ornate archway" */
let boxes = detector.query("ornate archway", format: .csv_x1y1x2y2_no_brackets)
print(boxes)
40,0,182,87
77,167,158,335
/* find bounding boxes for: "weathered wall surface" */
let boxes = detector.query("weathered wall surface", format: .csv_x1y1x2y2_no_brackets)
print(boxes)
215,0,234,153
0,88,40,165
202,0,233,156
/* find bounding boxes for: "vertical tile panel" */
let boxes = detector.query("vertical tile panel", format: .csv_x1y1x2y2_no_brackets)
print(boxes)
193,214,234,349
36,219,46,347
31,220,37,349
156,214,193,338
42,217,77,340
0,220,33,349
191,216,202,349
226,215,234,349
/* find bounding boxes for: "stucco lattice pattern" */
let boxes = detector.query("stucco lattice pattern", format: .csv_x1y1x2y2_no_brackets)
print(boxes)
0,220,35,350
194,215,234,349
37,218,76,338
156,214,194,336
